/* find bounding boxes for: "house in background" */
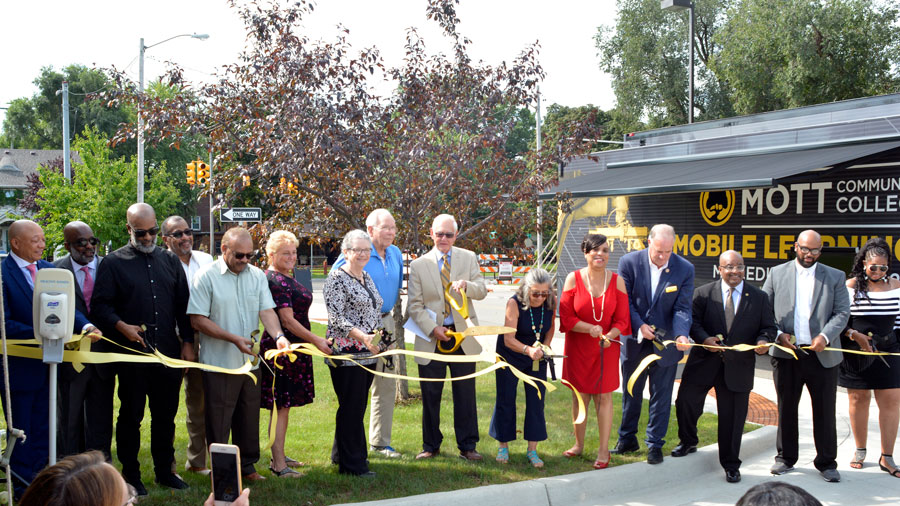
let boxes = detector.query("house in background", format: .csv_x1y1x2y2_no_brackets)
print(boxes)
0,149,79,252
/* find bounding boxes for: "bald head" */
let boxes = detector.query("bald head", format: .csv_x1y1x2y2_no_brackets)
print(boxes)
126,203,156,226
63,221,97,265
795,229,823,268
222,227,254,274
717,250,745,288
9,220,45,262
222,227,252,249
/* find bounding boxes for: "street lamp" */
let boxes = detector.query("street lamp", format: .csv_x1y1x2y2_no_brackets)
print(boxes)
137,33,209,202
661,0,694,124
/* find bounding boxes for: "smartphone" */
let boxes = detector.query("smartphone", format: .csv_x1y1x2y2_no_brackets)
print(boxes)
210,443,242,505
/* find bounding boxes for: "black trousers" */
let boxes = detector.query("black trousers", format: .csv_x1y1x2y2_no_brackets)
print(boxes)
675,362,749,470
418,350,479,453
203,369,261,476
116,363,183,481
84,365,116,460
489,360,547,443
772,353,839,471
58,363,115,460
329,365,374,475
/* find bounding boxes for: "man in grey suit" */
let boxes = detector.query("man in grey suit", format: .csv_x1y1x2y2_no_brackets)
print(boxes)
53,221,110,459
762,229,850,482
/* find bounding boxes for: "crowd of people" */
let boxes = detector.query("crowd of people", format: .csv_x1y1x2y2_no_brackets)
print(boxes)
1,206,898,504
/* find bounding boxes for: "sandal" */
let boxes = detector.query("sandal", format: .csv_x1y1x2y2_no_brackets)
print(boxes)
880,454,900,478
593,455,610,470
850,448,866,469
496,447,509,464
285,456,305,468
269,465,302,478
563,447,583,458
526,450,544,468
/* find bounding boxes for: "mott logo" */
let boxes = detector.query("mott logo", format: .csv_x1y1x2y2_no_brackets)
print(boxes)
700,190,735,227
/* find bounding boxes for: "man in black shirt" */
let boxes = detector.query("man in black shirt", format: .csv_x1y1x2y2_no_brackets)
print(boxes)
92,203,195,496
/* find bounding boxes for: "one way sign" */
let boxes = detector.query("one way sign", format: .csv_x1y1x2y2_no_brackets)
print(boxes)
220,207,262,222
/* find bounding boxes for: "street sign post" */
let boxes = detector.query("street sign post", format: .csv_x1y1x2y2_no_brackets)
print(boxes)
220,207,262,222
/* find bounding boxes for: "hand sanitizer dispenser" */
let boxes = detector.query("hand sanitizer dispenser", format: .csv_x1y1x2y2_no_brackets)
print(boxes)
33,269,76,364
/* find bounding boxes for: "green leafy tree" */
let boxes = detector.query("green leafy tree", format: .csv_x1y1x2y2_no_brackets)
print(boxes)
32,128,180,253
711,0,900,114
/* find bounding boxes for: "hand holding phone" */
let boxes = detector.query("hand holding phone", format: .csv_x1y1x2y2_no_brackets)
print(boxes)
210,443,243,505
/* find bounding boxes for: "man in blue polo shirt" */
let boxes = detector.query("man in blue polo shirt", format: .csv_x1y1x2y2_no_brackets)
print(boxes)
332,208,404,458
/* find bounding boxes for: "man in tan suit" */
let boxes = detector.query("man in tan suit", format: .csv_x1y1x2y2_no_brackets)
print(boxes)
408,214,487,461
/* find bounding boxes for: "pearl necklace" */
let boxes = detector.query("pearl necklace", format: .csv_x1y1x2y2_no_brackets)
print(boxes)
586,268,608,323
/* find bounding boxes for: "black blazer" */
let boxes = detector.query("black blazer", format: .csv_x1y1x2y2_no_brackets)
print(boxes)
682,280,777,392
54,255,110,355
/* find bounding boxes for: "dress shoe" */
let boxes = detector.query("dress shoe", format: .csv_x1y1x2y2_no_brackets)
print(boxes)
820,468,841,482
185,466,210,476
459,450,483,461
415,449,439,460
770,461,794,475
671,443,697,457
610,440,640,455
243,472,266,482
357,470,377,478
647,447,664,465
156,473,189,490
126,478,148,497
725,469,741,483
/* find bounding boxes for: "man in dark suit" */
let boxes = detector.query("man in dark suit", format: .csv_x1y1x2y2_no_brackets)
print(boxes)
763,229,849,483
54,220,112,460
672,250,776,483
1,219,94,497
612,224,694,465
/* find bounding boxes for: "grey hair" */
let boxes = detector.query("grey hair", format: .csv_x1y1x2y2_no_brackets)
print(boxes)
432,214,458,232
649,224,675,241
515,268,557,310
365,208,393,228
341,229,372,251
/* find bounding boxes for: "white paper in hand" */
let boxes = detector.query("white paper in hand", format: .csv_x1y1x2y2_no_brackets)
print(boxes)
404,308,437,342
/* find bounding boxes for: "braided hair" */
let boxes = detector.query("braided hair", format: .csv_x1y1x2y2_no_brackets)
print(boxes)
849,237,892,301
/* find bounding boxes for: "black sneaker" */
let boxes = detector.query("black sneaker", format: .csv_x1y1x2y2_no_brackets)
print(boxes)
126,478,148,497
156,473,189,490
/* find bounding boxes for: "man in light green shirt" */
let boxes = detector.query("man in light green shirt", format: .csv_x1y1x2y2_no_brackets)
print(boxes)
187,227,288,481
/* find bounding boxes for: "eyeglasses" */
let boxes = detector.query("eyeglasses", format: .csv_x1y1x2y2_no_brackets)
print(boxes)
72,237,100,248
719,264,745,272
132,226,160,238
434,232,455,239
867,264,889,272
531,291,550,297
798,246,821,255
232,251,255,260
349,248,371,255
165,229,193,239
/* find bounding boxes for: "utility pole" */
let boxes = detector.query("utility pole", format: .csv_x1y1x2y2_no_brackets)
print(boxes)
535,87,542,263
138,38,145,202
209,152,215,256
61,81,71,182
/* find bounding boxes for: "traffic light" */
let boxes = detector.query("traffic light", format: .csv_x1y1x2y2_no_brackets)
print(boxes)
197,162,210,186
186,161,197,186
241,172,251,188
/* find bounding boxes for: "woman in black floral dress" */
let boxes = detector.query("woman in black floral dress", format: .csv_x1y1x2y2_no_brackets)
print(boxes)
261,230,333,477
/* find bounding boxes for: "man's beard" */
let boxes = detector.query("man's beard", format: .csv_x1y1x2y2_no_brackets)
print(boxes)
130,232,156,254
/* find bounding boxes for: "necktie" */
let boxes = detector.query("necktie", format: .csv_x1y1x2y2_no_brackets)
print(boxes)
81,265,94,312
441,254,452,319
25,264,37,284
725,287,735,333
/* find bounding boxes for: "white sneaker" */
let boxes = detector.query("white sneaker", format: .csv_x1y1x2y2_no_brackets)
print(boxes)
371,445,402,458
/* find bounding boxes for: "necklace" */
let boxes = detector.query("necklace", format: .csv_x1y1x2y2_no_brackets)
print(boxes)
528,301,544,341
586,268,608,323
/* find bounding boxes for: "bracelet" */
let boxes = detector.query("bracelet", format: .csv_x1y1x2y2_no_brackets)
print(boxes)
523,345,528,354
276,332,285,339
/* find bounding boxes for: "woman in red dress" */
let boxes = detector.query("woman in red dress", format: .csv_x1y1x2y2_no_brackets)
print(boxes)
560,233,631,469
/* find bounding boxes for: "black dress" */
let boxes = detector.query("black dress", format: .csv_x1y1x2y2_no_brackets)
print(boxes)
838,286,900,390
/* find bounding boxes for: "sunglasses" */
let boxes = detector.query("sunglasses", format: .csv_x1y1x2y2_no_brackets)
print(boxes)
132,226,160,238
232,251,255,260
531,291,550,297
867,264,889,272
165,229,193,239
434,232,455,239
73,237,100,248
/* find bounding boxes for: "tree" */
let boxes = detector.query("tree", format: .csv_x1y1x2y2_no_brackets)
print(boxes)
30,128,181,253
711,0,900,114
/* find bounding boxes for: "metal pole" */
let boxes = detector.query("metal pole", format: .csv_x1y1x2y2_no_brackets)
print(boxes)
137,38,145,202
209,152,215,257
61,81,71,183
48,363,57,464
535,87,542,263
688,3,694,124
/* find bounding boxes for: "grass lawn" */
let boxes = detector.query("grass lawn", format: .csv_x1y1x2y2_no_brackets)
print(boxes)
124,322,752,505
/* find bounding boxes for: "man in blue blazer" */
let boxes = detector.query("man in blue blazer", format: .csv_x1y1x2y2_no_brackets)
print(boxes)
612,224,694,465
1,220,94,497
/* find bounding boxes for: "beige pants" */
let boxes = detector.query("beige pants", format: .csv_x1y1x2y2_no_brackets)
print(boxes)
368,314,398,447
184,342,207,469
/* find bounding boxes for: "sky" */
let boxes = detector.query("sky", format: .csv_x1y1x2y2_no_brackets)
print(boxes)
0,0,619,129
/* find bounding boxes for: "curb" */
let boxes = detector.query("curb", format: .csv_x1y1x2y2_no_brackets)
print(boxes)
337,425,777,506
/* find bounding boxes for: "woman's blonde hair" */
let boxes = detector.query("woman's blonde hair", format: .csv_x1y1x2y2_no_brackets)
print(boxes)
20,451,125,506
266,229,300,261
